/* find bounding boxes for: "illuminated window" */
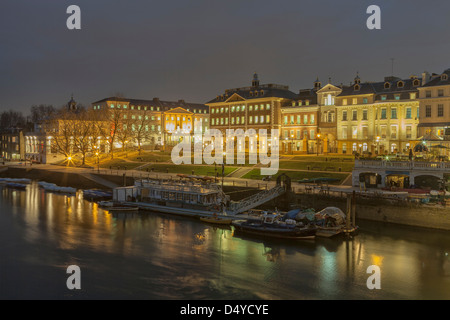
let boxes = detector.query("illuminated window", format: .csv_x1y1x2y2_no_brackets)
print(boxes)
390,126,398,139
391,108,397,119
406,125,412,139
405,108,412,119
352,126,358,139
342,127,348,139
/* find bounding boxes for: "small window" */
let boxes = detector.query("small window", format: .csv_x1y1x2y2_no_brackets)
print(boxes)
441,74,448,81
354,84,360,91
397,81,404,88
384,82,391,89
413,79,420,86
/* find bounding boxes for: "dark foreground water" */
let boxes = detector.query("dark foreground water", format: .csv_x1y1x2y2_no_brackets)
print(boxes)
1,182,450,300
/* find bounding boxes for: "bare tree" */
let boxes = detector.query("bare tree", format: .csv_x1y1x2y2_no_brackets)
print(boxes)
43,109,75,158
30,105,55,123
0,110,26,128
116,108,134,152
92,106,125,159
131,109,152,155
72,109,96,165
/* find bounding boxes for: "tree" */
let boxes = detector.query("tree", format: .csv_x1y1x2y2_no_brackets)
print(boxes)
92,106,125,159
30,105,56,123
131,108,152,155
72,109,96,165
116,108,134,152
43,109,76,158
0,110,26,128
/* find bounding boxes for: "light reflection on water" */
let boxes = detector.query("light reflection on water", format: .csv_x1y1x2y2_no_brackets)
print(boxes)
1,182,450,299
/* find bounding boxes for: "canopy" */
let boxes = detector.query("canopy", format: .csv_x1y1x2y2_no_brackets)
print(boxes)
413,143,428,153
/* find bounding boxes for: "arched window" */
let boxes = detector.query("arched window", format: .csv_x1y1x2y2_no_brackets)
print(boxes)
384,82,391,89
325,94,334,106
391,143,397,153
363,143,368,152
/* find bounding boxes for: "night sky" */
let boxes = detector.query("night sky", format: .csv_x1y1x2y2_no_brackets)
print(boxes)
1,0,450,114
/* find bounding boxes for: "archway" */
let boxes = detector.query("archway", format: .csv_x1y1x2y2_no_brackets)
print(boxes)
386,174,410,189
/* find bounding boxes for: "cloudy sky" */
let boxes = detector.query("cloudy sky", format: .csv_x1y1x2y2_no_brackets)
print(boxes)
1,0,450,114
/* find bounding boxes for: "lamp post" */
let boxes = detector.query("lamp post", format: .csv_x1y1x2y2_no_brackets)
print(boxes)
95,152,99,173
375,136,380,155
291,134,294,155
316,133,321,156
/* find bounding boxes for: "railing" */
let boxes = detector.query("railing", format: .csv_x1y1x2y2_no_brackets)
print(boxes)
355,160,450,171
229,186,286,214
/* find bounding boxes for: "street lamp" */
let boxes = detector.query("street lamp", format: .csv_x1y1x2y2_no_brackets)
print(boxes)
316,133,321,156
291,134,294,154
375,136,380,156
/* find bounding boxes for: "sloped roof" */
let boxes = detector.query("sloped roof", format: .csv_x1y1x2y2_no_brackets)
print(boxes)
421,69,450,87
91,97,208,112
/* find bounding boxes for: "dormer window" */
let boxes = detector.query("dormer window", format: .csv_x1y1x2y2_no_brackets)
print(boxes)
254,91,259,97
260,90,264,96
354,84,360,91
397,81,404,88
442,74,448,81
413,79,420,87
249,91,254,97
384,82,391,89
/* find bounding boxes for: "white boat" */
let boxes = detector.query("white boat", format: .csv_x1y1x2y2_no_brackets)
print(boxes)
97,201,114,207
38,181,77,194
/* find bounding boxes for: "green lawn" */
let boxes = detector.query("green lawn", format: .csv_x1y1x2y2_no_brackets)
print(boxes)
242,169,349,184
279,160,354,172
138,164,238,176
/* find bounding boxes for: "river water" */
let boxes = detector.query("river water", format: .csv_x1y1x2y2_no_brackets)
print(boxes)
1,182,450,300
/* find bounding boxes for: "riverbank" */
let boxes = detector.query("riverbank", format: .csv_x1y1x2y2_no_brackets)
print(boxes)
2,166,450,231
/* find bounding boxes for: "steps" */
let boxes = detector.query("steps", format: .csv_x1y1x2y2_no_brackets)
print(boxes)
228,186,286,214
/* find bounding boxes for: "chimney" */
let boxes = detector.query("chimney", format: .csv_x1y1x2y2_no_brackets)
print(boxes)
153,97,160,103
178,99,185,104
422,71,431,85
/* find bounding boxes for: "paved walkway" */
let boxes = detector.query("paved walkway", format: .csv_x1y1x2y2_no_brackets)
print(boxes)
2,162,356,198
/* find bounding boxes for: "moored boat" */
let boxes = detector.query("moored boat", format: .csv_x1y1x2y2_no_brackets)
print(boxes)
5,182,27,190
107,206,139,212
38,181,76,194
232,213,316,240
97,201,114,207
200,215,233,225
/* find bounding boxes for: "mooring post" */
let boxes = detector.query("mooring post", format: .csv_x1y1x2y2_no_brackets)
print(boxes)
346,193,351,231
352,190,356,227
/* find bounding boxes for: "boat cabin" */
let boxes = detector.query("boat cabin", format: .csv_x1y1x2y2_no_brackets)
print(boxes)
113,178,228,210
